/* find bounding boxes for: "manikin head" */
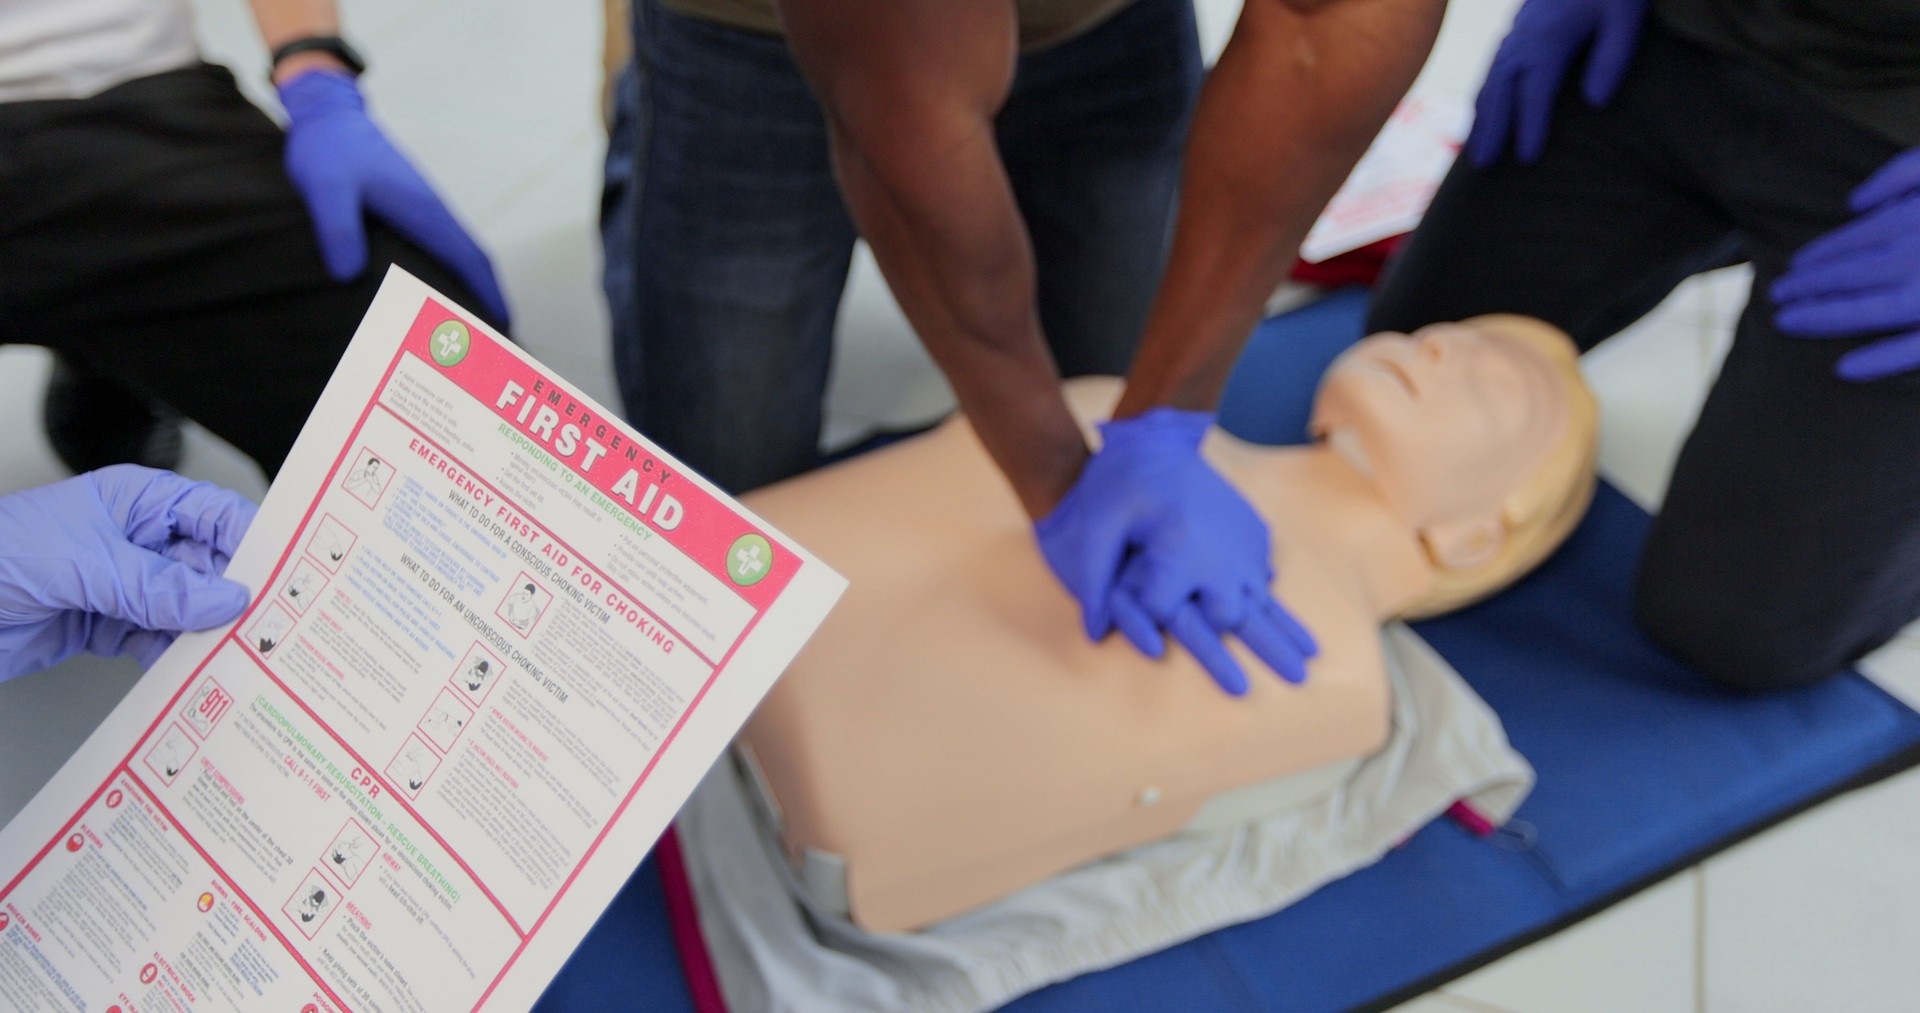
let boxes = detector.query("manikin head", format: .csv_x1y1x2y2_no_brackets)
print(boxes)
1308,315,1598,618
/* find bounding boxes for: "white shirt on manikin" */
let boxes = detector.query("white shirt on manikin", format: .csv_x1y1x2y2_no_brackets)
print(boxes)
0,0,198,104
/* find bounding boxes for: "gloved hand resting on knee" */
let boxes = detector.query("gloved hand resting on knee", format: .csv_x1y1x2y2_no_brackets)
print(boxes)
278,69,511,327
1467,0,1650,167
1773,146,1920,381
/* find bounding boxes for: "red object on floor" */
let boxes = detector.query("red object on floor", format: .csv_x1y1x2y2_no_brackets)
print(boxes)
1289,235,1407,289
1446,799,1499,838
659,827,730,1013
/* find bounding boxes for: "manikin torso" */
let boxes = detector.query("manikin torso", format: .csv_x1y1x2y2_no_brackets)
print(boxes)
739,379,1435,933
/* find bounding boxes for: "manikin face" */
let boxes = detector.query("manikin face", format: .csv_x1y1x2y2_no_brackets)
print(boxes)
1310,321,1567,531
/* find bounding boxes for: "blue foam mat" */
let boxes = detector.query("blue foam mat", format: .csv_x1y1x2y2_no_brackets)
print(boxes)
539,291,1920,1011
535,848,694,1013
1005,479,1920,1012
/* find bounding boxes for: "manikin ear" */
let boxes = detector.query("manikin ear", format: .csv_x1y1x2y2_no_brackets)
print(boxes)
1418,514,1506,571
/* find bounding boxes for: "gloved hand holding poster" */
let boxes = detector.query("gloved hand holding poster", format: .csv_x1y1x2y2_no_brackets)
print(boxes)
0,269,846,1012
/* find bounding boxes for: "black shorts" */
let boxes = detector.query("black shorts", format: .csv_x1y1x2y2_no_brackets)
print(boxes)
0,63,490,476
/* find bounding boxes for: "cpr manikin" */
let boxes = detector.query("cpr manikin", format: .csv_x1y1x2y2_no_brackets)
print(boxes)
738,316,1598,933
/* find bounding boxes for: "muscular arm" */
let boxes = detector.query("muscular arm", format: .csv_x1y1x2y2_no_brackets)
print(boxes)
776,0,1088,518
1115,0,1446,416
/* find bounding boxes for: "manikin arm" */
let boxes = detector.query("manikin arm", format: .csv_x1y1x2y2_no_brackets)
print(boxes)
1115,0,1446,416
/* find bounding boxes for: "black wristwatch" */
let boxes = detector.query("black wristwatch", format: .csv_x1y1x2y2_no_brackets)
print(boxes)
269,35,368,79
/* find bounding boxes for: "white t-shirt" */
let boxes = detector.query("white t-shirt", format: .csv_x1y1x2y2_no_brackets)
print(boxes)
0,0,198,103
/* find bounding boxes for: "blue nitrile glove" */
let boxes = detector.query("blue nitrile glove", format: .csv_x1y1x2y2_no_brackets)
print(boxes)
1034,409,1318,696
1772,147,1920,381
278,69,511,327
0,467,256,681
1467,0,1649,167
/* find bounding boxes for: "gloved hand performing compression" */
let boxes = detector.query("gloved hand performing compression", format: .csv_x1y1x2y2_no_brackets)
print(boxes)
1773,146,1920,380
1035,409,1318,696
0,467,256,683
279,69,511,327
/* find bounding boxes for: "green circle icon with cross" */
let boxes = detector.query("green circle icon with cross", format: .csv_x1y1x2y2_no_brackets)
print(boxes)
727,533,775,587
430,320,471,367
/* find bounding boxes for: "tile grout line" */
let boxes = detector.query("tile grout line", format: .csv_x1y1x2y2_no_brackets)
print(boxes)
1694,865,1708,1013
1435,992,1524,1013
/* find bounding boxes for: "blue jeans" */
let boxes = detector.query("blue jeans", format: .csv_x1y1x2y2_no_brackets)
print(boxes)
601,0,1202,493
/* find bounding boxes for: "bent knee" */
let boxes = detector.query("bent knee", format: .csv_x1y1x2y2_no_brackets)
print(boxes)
1632,575,1859,693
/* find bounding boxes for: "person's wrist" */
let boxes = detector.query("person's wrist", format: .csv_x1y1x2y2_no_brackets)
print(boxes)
1096,407,1213,453
1013,431,1091,521
272,51,352,88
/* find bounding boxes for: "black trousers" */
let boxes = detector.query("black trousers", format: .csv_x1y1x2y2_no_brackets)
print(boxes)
0,64,488,477
1370,24,1919,692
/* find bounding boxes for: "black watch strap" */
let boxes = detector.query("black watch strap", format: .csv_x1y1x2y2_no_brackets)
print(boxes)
269,36,367,79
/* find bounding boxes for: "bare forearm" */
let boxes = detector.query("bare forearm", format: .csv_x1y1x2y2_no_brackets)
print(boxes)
829,129,1087,516
780,0,1088,516
246,0,348,83
1116,0,1446,417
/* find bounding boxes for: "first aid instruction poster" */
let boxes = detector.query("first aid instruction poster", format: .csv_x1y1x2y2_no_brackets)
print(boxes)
0,269,845,1012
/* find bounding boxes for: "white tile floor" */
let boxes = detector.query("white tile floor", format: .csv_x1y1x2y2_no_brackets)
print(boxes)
3,1,1919,1010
